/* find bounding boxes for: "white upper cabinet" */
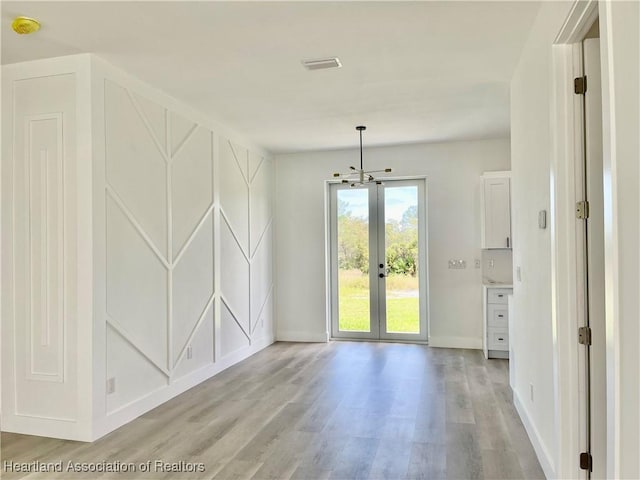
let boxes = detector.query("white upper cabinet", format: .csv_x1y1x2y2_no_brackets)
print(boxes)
482,174,512,249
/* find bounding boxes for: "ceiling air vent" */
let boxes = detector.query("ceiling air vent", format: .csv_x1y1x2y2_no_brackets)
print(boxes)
302,57,342,71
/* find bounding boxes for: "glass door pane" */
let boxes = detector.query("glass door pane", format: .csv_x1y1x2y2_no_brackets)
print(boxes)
382,185,420,335
330,179,427,342
336,188,371,333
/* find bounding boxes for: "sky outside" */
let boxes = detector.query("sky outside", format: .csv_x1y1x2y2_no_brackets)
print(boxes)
338,186,417,222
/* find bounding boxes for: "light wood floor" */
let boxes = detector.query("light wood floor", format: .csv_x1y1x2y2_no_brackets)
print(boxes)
1,342,544,479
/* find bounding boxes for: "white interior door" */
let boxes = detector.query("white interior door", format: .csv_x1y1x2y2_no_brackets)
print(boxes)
583,36,606,480
329,179,428,342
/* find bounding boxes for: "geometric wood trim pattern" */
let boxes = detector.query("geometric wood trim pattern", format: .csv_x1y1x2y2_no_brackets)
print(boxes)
219,138,273,355
172,292,215,370
220,210,250,263
127,91,169,164
229,141,250,187
173,203,215,266
249,156,265,185
251,283,274,336
171,123,199,162
220,295,251,342
250,216,273,261
105,315,170,377
105,80,214,386
105,184,170,270
248,157,274,337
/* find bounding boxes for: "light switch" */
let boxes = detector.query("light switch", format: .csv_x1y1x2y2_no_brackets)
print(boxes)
539,210,547,229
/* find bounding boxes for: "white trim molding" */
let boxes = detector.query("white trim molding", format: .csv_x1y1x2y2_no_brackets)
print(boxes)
514,389,555,479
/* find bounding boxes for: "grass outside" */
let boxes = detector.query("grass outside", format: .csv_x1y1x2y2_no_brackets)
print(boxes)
338,269,419,333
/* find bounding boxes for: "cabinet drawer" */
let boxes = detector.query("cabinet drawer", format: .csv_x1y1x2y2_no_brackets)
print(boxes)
488,328,509,350
487,288,511,304
488,304,508,328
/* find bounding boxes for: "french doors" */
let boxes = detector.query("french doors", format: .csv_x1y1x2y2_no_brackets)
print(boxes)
329,179,428,341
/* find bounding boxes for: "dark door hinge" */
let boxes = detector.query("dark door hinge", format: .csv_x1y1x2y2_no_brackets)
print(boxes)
578,326,592,346
580,452,593,471
576,200,590,220
575,76,587,95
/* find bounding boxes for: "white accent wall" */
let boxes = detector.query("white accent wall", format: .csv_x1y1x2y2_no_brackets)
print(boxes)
1,57,93,440
1,54,274,441
274,138,510,348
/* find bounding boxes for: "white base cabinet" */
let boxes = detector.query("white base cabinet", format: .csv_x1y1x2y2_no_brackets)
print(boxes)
483,286,512,359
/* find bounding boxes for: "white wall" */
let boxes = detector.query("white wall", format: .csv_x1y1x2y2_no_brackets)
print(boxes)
509,3,574,476
92,57,275,438
481,249,513,284
275,138,510,348
1,54,275,441
510,1,640,478
1,55,94,440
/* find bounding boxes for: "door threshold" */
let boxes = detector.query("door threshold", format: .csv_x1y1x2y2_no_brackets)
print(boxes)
330,337,430,345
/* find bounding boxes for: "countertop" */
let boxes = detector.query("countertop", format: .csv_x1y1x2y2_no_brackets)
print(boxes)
482,282,513,288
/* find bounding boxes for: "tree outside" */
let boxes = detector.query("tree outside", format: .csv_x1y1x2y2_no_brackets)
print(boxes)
337,191,420,333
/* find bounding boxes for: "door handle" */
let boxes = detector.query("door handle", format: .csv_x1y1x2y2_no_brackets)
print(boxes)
507,236,510,248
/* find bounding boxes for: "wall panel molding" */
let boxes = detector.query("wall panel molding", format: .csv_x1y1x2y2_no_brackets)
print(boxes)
105,316,170,377
1,54,274,441
104,81,218,407
220,295,251,342
2,68,81,435
106,185,170,269
24,113,66,383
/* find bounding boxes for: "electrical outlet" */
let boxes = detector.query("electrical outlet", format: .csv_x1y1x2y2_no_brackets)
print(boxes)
529,383,534,402
448,259,466,269
474,259,481,269
107,377,116,394
187,345,193,360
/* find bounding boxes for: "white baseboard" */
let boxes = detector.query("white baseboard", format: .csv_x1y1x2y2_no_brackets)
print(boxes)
276,330,329,343
0,415,93,442
93,335,274,441
428,335,482,349
513,389,554,479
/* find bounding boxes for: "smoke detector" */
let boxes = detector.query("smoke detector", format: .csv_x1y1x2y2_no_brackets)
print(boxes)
302,58,342,71
12,16,41,35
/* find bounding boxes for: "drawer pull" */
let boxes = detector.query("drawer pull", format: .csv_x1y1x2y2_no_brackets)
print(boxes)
498,314,504,318
498,337,504,341
497,294,504,297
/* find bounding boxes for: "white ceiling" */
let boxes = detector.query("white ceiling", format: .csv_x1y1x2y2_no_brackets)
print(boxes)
2,1,542,153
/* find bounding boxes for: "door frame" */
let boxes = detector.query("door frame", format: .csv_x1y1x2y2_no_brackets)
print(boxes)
551,1,622,477
325,177,429,343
